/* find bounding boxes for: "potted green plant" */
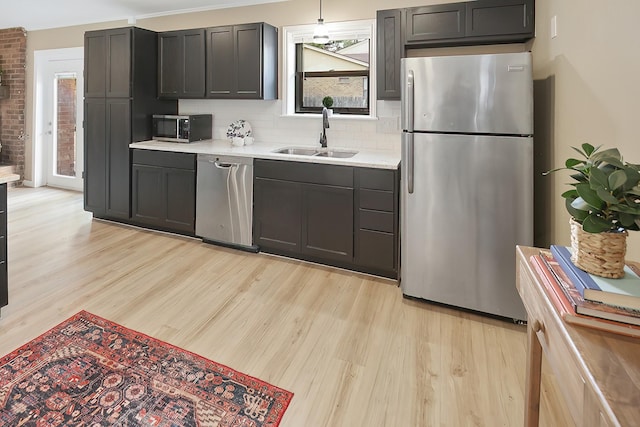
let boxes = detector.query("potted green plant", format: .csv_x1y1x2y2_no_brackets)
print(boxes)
321,96,333,115
545,143,640,277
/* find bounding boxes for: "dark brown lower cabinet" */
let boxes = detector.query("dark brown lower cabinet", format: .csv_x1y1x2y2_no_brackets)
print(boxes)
254,175,352,263
355,168,399,278
132,164,163,224
0,184,7,314
302,183,353,263
131,150,196,235
254,159,398,279
165,169,196,232
357,230,395,272
254,178,302,252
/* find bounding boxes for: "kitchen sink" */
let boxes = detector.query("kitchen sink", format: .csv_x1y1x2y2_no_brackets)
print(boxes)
274,147,320,156
314,150,357,158
273,147,358,158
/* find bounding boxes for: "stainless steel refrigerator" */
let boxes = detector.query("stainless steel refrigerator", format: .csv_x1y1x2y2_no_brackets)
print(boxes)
400,52,533,321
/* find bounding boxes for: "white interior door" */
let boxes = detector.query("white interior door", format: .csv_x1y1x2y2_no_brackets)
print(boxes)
43,58,84,190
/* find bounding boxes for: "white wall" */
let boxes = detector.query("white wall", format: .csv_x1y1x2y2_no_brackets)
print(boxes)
532,0,640,259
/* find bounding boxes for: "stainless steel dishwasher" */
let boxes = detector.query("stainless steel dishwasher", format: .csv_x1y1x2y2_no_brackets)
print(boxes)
196,154,257,251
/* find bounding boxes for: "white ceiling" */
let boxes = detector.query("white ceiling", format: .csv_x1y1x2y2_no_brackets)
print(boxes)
0,0,288,31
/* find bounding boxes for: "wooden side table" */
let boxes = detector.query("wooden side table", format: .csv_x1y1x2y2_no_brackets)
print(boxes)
516,246,640,426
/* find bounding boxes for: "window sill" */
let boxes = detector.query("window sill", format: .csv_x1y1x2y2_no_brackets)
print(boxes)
280,113,378,121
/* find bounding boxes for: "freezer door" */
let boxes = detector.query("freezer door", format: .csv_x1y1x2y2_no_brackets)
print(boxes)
401,53,533,135
401,133,532,320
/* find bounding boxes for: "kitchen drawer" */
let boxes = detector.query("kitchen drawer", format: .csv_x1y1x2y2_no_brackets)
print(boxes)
356,230,395,271
255,159,353,188
357,168,395,191
132,149,196,170
518,259,586,425
359,209,394,233
359,189,394,211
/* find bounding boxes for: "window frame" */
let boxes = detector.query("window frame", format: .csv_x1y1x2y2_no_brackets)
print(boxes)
282,20,376,119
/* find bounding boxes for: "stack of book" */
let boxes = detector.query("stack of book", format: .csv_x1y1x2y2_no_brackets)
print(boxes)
530,245,640,338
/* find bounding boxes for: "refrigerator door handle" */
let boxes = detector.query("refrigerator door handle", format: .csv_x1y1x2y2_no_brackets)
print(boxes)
402,68,415,194
402,70,415,132
407,133,414,194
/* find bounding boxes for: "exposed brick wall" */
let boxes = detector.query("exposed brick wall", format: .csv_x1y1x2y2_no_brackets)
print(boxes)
56,78,76,177
0,28,26,182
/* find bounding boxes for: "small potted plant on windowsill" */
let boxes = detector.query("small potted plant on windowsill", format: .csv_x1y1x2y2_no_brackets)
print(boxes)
544,143,640,278
322,96,333,116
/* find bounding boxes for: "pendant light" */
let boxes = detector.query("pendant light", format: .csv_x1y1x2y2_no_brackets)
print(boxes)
313,0,330,44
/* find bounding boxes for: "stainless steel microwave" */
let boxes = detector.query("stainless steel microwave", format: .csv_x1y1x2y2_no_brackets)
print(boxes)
152,114,212,143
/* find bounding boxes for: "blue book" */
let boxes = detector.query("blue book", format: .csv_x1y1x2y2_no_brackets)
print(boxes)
550,245,589,296
550,245,640,311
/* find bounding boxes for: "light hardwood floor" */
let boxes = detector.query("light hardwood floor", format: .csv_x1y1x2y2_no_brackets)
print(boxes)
0,187,571,426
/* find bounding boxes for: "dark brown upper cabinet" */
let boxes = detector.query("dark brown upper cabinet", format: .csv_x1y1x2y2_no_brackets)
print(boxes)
205,23,277,99
376,9,403,100
376,0,535,100
402,0,534,46
85,28,131,98
404,3,466,44
466,0,534,41
158,29,206,98
206,26,234,98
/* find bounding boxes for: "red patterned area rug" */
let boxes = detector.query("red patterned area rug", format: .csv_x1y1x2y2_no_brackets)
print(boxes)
0,311,293,426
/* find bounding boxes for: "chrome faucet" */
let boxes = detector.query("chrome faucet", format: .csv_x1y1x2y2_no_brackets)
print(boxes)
319,107,330,148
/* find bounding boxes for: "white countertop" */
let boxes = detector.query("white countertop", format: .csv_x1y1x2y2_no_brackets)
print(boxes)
0,173,20,185
129,139,400,170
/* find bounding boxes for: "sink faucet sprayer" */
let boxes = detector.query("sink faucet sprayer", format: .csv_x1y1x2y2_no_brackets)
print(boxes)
319,107,330,148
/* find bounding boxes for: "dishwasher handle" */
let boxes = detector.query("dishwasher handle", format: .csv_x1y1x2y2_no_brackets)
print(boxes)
212,160,238,169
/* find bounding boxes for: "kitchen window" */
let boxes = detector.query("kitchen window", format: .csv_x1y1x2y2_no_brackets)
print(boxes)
295,40,370,115
282,20,376,118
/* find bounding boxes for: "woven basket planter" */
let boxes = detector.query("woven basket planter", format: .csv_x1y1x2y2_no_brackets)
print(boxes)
569,217,628,278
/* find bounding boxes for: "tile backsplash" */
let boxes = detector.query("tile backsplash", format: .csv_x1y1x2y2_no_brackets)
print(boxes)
179,99,401,154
